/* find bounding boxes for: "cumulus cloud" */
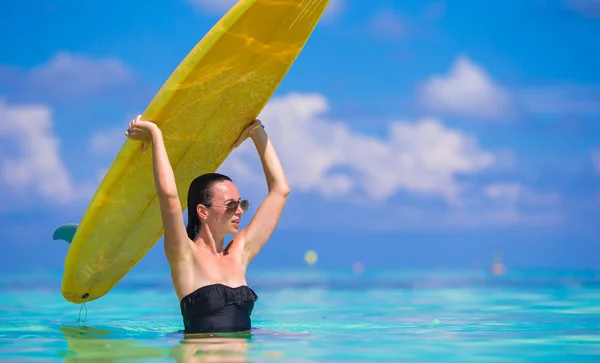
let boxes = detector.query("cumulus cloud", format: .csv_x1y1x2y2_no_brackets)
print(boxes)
187,0,344,18
0,52,137,102
221,92,496,203
417,55,512,119
0,100,75,206
417,55,600,120
0,100,110,211
215,92,568,229
28,52,133,97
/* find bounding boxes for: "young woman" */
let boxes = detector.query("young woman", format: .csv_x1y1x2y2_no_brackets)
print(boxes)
125,115,290,334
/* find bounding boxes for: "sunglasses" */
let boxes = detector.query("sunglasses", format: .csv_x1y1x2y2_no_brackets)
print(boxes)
205,199,249,213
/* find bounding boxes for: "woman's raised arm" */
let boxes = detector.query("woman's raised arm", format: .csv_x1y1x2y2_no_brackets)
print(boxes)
125,115,190,258
233,120,290,264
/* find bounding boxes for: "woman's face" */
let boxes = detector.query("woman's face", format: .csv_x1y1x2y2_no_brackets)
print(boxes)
202,181,247,235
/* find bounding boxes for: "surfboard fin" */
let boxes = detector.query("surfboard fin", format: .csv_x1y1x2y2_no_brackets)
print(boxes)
53,224,79,244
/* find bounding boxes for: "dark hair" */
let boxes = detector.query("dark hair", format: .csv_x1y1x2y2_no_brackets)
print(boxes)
186,173,232,240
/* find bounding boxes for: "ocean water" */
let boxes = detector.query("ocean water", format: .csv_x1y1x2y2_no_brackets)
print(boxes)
1,267,599,362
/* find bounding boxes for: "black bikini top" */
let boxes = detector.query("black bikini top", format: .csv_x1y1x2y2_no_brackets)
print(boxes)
180,283,258,334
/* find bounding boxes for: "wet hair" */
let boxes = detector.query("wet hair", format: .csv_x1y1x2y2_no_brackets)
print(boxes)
186,173,232,240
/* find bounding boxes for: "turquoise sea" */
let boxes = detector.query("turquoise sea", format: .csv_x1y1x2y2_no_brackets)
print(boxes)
1,267,599,362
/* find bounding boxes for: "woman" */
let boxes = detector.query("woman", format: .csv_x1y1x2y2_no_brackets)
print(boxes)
125,115,290,334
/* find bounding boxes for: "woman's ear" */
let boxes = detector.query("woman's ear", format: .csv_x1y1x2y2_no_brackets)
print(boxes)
197,204,209,221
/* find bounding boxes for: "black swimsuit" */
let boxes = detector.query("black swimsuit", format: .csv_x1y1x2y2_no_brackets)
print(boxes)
180,283,259,334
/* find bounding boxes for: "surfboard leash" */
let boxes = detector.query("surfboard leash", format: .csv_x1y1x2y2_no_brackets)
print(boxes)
76,302,88,324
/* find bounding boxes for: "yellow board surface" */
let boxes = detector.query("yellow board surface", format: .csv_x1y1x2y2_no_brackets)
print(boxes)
61,0,330,304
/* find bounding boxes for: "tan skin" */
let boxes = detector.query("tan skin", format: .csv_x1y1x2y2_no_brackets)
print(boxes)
125,115,290,302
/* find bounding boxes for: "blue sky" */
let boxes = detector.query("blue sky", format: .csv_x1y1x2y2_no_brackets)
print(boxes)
0,0,599,275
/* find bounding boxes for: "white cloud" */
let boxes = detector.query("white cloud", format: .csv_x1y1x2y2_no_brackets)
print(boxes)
25,52,134,98
591,149,600,175
417,55,512,119
0,100,75,205
217,92,566,229
187,0,344,18
483,182,561,206
0,100,108,211
221,92,496,203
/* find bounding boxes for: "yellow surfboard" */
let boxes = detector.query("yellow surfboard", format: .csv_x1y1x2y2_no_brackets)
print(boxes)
56,0,330,304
